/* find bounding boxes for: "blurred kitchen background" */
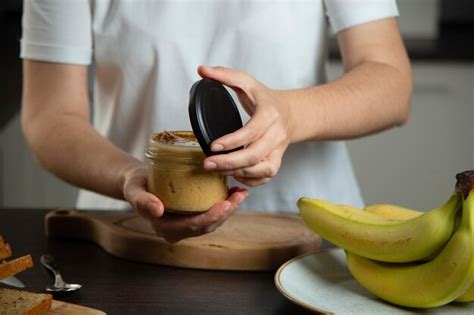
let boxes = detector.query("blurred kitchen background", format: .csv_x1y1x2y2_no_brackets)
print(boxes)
0,0,473,211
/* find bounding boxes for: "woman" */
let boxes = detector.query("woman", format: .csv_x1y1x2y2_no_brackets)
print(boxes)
20,0,412,242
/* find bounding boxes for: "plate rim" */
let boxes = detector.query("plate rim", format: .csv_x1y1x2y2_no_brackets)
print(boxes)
274,248,342,314
275,248,474,314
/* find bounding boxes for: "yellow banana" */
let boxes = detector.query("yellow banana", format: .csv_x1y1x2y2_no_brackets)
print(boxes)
366,204,463,263
298,193,461,262
337,204,394,221
339,203,421,221
345,189,474,308
364,204,422,220
456,284,474,302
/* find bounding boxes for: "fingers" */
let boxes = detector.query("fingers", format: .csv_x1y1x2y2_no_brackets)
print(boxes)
192,188,248,230
222,150,283,179
150,203,230,243
225,187,249,205
198,65,258,96
210,109,271,152
166,201,233,243
197,65,289,188
204,125,283,171
198,65,261,116
123,169,164,219
151,188,249,243
200,69,274,153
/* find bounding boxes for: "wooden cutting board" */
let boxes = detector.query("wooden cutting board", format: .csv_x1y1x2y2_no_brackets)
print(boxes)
49,300,105,314
45,209,321,271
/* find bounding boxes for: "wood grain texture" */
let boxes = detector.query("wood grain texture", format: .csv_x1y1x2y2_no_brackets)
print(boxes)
49,300,106,315
45,209,322,271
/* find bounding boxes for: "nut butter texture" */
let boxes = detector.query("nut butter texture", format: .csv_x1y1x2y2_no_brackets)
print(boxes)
145,131,227,213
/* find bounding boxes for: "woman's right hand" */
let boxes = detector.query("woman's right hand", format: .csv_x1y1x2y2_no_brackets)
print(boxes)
122,163,249,243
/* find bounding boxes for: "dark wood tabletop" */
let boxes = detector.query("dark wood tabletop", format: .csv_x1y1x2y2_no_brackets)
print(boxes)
0,209,316,315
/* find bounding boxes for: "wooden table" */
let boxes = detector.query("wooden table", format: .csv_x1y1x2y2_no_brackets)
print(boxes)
0,209,315,314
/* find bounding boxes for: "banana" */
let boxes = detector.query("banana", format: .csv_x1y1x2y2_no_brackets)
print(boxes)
337,204,395,221
367,201,461,266
456,284,474,302
339,203,421,221
298,193,460,262
364,204,422,220
345,189,474,308
365,203,462,263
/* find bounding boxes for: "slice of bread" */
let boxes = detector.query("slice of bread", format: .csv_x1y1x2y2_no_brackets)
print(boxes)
0,243,12,260
0,236,11,260
0,288,52,315
0,255,33,281
0,237,51,314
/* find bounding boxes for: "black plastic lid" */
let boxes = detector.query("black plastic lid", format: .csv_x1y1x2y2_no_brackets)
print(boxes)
189,79,243,156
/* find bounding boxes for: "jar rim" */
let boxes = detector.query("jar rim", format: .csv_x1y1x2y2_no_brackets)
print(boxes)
145,130,205,164
150,130,201,148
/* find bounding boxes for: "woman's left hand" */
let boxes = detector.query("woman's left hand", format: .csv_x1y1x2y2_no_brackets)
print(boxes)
198,65,295,187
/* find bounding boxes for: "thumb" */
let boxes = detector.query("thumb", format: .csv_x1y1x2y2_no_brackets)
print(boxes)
136,192,165,220
124,181,165,219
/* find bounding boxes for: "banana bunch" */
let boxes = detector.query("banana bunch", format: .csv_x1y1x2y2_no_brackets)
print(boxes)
297,170,474,308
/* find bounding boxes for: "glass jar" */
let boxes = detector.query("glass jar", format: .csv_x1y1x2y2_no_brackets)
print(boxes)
145,131,227,214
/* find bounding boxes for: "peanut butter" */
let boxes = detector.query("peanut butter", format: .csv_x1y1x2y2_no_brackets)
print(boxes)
145,131,227,214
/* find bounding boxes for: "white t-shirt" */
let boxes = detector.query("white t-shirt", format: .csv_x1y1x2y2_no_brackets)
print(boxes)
21,0,398,212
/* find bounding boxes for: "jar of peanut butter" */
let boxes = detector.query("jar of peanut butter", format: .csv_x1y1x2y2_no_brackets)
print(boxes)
145,130,228,214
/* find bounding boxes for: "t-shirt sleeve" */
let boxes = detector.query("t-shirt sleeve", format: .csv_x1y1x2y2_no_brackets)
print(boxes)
20,0,92,65
323,0,399,34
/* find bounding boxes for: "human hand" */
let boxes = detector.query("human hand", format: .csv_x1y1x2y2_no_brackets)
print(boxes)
149,186,248,243
197,65,295,187
122,163,249,243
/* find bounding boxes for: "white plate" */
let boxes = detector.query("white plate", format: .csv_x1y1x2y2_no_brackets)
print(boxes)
275,249,474,314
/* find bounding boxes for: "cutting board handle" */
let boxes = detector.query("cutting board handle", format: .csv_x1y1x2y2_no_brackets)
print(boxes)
45,209,113,241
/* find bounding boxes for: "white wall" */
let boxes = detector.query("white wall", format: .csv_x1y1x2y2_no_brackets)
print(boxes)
397,0,440,39
0,116,78,208
328,62,474,210
1,62,473,210
328,0,441,40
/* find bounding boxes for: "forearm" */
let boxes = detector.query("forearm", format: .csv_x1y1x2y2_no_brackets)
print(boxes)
21,60,141,200
285,60,412,143
197,19,412,184
22,113,141,200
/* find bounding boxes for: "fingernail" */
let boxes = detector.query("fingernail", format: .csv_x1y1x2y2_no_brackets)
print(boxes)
204,161,217,170
212,143,224,151
223,203,231,212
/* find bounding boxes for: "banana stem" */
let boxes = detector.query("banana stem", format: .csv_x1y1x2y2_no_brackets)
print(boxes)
455,171,474,199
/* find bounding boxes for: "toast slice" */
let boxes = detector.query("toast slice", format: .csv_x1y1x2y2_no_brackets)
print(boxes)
0,236,11,260
0,243,12,260
0,255,33,281
0,288,52,315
